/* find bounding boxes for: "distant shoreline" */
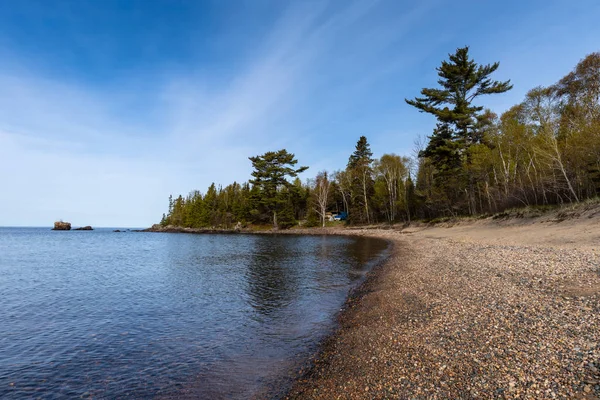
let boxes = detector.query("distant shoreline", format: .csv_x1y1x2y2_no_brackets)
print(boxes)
143,223,399,236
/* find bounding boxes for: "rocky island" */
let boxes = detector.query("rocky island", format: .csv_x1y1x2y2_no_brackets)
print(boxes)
73,226,93,231
52,221,71,230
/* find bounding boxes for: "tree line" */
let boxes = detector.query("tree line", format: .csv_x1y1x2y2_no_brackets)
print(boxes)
160,47,600,228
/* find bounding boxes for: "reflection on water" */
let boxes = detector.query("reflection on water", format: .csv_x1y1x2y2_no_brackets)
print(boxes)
246,236,300,315
0,228,388,399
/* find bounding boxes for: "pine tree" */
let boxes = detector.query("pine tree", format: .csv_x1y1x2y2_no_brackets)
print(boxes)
347,136,374,224
202,183,218,227
348,136,374,169
420,123,463,173
407,46,512,215
248,149,308,229
406,46,512,144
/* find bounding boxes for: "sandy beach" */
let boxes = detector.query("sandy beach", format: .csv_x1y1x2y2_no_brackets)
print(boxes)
285,205,600,399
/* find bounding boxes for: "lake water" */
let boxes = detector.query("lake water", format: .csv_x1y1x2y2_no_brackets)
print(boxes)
0,227,389,399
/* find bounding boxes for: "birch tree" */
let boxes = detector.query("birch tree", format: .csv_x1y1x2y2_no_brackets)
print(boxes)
313,171,331,228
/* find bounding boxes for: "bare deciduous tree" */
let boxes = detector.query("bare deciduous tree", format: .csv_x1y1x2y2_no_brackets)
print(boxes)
313,171,331,228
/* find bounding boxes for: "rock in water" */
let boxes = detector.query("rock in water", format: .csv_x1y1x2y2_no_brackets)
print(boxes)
74,226,93,231
52,221,71,231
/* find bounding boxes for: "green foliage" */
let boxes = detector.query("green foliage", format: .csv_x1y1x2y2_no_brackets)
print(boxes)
420,123,463,174
248,149,308,229
275,205,296,229
347,136,374,169
408,46,513,217
406,46,512,143
304,208,321,227
372,153,411,223
346,136,375,224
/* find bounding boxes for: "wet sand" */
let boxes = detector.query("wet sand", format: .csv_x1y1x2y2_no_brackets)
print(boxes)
285,206,600,399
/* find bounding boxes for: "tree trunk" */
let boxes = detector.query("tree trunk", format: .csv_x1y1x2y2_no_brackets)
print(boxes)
341,192,349,217
362,170,370,224
404,181,411,223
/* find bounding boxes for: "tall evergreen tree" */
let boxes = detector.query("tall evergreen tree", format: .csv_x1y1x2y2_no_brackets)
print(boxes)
406,46,513,144
347,136,374,224
248,149,308,229
420,123,463,173
202,183,218,226
348,136,374,169
407,46,512,215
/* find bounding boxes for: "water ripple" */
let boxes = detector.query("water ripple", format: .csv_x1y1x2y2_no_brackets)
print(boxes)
0,228,388,399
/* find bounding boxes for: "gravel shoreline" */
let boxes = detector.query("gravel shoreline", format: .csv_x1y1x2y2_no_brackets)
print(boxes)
285,228,600,399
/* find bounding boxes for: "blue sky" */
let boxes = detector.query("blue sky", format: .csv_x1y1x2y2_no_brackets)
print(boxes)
1,0,599,227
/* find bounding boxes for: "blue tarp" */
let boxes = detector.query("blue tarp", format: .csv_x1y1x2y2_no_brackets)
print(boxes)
334,212,347,221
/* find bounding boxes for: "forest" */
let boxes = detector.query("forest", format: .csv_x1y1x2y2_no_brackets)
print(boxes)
159,47,600,229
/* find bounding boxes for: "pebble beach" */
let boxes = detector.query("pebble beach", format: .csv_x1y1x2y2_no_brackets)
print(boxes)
285,211,600,399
